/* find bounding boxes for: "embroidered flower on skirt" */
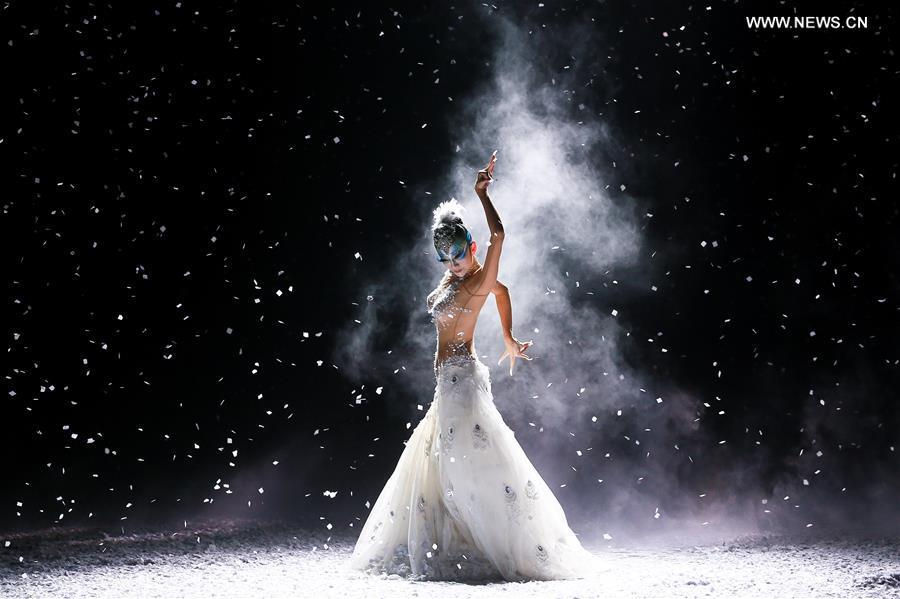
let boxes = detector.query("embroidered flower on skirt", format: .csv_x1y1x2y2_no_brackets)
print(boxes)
503,482,522,523
472,422,490,449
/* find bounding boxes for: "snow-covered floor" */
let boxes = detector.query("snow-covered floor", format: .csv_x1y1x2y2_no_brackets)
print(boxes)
1,517,898,598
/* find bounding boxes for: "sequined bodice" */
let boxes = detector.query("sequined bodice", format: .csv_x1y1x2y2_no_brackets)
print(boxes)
427,275,483,375
427,277,472,327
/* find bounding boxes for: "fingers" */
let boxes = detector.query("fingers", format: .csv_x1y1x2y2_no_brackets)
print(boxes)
513,341,533,365
500,337,534,374
484,151,497,173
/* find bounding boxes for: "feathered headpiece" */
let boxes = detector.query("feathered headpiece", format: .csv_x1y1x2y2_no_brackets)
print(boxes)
431,198,472,262
431,198,466,229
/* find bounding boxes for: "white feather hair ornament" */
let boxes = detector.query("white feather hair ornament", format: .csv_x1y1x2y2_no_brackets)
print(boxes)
431,197,466,230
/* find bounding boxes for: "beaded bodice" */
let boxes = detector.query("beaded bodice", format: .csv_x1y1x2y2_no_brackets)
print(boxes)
426,273,485,375
427,276,472,327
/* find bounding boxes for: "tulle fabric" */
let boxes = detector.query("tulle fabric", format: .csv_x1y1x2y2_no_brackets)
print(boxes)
348,354,598,582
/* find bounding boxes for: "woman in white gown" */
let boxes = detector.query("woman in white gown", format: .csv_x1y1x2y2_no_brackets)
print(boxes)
348,152,598,582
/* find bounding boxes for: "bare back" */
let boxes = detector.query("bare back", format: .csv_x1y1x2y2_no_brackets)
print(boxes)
426,269,492,373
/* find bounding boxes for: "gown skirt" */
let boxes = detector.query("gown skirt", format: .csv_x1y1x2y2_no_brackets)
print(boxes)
347,354,598,581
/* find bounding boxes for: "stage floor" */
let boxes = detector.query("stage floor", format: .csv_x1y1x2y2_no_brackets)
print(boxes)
1,517,898,598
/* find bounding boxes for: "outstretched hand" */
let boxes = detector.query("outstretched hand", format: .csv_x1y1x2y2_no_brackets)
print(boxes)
475,150,497,193
498,336,534,376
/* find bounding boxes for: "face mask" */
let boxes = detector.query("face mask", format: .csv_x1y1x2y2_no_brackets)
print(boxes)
435,229,472,263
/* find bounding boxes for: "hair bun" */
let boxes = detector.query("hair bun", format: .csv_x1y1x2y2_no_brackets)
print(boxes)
431,198,466,230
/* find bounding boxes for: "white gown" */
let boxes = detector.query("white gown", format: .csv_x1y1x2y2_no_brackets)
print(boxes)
348,348,599,581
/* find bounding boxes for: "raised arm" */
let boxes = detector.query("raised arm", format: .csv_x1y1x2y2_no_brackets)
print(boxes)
474,151,505,295
476,152,504,237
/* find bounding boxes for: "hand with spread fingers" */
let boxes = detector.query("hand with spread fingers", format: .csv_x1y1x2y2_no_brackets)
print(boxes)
498,336,534,376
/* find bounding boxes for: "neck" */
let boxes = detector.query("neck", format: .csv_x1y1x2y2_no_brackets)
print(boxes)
461,261,482,278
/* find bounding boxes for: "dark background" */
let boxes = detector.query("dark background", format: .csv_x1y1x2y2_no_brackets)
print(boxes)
2,1,897,538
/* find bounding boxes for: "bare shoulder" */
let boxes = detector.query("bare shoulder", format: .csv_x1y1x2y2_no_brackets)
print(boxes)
462,270,493,297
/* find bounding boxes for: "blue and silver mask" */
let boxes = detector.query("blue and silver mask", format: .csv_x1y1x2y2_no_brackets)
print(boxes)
434,227,472,263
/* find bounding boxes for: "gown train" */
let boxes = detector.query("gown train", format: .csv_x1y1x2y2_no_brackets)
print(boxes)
347,354,598,582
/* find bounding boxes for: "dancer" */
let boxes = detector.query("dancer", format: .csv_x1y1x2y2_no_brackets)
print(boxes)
348,152,597,581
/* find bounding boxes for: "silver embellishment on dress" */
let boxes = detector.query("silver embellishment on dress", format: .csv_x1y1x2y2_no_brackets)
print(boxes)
536,544,549,563
443,481,462,521
427,277,474,328
503,483,522,523
369,520,383,542
472,423,490,449
442,424,455,454
525,479,538,500
429,275,479,375
439,353,478,374
417,494,426,513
